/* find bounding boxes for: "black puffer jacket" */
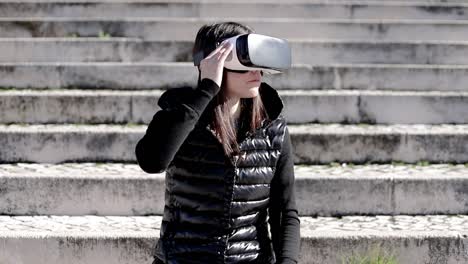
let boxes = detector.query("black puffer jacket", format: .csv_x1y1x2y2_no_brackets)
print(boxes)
135,78,300,264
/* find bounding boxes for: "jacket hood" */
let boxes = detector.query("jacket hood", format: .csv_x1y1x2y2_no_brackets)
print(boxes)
258,81,284,121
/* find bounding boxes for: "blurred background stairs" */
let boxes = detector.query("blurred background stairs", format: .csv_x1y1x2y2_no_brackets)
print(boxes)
1,0,468,263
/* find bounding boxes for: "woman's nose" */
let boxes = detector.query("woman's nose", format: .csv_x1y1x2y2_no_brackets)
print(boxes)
251,70,262,76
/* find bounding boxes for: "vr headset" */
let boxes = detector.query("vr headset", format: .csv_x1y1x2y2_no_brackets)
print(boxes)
193,33,291,74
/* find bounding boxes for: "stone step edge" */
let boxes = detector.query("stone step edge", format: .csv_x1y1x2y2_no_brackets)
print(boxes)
0,215,466,238
0,123,466,134
1,162,467,179
4,17,468,24
4,61,468,70
6,37,468,45
0,88,466,96
3,0,468,7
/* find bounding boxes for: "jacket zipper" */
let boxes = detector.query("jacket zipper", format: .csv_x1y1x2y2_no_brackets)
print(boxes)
222,152,238,262
203,119,278,262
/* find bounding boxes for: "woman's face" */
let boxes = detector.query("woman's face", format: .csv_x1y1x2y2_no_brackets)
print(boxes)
224,70,263,99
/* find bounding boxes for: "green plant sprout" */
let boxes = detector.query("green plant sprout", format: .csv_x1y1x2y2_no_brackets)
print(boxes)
340,245,398,264
98,30,111,38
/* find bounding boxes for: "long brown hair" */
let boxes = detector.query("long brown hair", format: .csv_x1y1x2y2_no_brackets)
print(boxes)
192,22,268,159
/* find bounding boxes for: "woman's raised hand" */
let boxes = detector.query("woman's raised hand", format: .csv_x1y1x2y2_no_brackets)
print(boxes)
199,41,234,88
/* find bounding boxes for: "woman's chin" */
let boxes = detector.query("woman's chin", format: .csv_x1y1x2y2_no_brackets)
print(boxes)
245,87,260,97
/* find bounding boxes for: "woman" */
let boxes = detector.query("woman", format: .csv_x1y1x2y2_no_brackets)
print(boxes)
135,22,300,264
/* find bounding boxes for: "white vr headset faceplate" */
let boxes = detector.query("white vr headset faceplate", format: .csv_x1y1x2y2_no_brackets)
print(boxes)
222,34,283,75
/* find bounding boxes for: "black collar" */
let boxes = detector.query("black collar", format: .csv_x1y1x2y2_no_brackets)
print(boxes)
258,81,284,121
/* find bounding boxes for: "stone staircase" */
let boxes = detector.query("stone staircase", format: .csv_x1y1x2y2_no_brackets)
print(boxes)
1,0,468,263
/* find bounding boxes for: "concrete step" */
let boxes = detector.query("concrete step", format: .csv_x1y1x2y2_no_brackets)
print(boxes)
3,18,468,41
1,163,468,216
1,89,467,125
6,38,468,65
0,38,194,63
1,62,468,91
0,123,467,164
3,1,468,20
0,214,467,264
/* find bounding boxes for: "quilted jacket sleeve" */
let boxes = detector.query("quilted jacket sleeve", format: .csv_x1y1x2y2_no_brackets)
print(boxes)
268,126,301,264
135,78,220,173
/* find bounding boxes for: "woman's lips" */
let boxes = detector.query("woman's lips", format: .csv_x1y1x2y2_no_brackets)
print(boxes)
248,79,261,83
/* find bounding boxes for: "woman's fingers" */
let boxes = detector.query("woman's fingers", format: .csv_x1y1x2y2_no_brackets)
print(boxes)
205,41,230,59
204,43,224,58
198,40,234,88
219,43,233,61
213,43,233,62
